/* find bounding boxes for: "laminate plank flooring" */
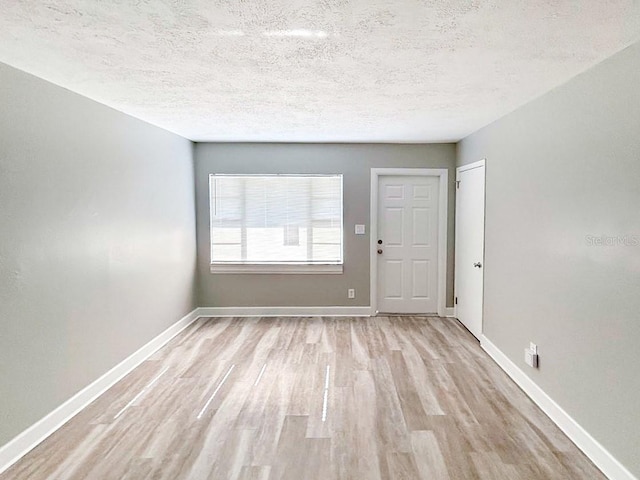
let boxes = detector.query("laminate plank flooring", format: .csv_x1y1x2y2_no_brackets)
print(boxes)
1,316,606,480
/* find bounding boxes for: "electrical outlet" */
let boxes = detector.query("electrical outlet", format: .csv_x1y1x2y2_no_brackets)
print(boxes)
529,342,538,355
524,347,539,368
348,288,355,299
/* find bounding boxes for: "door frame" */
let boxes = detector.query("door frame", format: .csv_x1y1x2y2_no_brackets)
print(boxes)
370,168,449,317
454,158,486,325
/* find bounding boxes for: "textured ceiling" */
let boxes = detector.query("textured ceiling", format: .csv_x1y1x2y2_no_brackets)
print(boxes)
1,1,639,142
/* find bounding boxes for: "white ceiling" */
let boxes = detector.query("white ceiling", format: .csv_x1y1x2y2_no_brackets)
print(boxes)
1,1,639,143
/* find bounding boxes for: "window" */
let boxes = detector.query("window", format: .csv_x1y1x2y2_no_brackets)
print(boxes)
209,174,343,274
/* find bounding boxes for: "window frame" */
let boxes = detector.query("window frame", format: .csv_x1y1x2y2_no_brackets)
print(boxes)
208,173,344,275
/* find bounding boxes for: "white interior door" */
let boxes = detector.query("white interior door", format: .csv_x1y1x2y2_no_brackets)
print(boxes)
455,161,485,339
377,175,439,314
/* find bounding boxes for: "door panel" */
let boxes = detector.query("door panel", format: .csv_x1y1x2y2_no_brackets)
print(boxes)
455,162,485,339
377,175,439,314
412,208,431,245
385,208,404,245
385,184,405,199
412,184,431,200
412,260,430,298
385,261,403,298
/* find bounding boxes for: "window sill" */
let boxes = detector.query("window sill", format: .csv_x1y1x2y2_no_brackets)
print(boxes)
210,263,343,275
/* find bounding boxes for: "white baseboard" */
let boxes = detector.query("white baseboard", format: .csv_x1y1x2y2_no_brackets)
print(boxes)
0,308,200,476
196,306,372,317
442,307,455,317
481,335,637,480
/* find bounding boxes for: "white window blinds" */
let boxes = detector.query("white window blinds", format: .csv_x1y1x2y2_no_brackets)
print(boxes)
209,175,343,266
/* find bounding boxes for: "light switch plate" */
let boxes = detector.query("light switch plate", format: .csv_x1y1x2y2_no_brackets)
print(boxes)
355,224,366,235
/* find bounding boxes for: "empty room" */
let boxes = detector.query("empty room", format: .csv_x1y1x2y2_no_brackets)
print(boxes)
1,1,639,479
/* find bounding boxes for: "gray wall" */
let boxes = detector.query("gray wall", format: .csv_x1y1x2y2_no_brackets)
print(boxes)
195,143,456,308
0,63,197,447
458,42,640,476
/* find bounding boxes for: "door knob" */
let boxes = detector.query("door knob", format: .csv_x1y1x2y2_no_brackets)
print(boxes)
377,249,383,254
473,262,482,268
377,239,383,245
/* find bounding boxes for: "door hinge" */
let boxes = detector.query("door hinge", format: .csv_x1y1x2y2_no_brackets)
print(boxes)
455,180,460,189
455,296,458,305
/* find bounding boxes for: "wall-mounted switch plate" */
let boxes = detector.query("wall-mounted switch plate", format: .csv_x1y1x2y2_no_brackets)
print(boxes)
355,224,365,235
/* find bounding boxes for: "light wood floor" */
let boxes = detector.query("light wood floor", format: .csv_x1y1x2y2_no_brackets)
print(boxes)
2,316,605,480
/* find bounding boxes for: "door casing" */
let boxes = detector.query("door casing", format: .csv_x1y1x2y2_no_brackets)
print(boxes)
370,168,449,317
